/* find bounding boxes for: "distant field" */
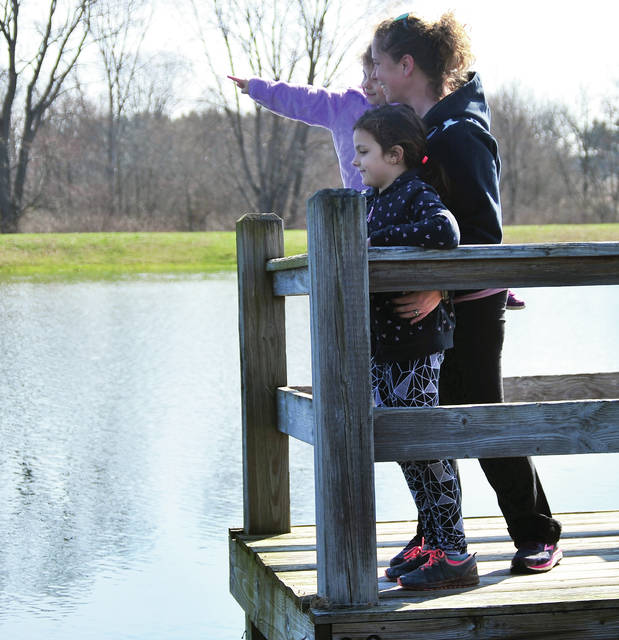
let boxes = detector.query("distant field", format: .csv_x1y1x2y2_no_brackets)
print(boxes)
0,224,617,280
502,224,619,243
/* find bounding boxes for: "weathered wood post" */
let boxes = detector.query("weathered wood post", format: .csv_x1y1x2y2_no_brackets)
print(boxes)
236,213,290,535
306,189,378,606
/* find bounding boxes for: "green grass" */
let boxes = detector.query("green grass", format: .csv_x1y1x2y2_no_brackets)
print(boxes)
502,223,619,243
0,225,617,281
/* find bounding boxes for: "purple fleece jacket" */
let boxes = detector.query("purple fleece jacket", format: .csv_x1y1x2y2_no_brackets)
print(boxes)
247,78,373,191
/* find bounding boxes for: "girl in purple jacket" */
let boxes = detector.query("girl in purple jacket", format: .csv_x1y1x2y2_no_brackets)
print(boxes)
227,47,385,191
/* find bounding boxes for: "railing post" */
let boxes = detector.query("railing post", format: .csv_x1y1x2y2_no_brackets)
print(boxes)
236,213,290,534
306,189,378,605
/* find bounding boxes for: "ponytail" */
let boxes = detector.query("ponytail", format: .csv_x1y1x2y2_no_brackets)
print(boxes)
353,104,451,202
420,153,451,206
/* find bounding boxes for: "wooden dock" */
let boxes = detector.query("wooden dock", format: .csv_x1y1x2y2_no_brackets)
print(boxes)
232,190,619,639
230,511,619,639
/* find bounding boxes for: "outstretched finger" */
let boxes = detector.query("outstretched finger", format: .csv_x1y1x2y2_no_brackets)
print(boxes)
227,75,244,87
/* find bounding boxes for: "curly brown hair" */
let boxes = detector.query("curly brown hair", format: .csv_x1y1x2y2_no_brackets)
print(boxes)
373,12,474,100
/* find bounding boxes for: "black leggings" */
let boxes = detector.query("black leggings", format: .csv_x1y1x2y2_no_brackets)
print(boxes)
437,291,562,546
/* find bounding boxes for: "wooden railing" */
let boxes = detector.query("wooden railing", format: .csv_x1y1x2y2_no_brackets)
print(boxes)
235,189,619,607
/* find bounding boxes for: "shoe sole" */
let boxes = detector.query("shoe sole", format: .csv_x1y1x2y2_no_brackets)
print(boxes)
511,549,563,574
397,575,480,590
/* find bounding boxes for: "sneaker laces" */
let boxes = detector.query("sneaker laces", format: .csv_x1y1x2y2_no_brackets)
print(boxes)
420,548,445,569
402,536,425,561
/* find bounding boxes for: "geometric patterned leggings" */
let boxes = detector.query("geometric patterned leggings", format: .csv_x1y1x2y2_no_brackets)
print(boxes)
371,352,467,553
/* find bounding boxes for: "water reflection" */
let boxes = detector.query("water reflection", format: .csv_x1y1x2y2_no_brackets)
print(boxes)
0,277,617,639
0,277,245,639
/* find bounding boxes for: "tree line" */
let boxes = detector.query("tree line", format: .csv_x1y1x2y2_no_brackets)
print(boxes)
19,85,618,232
1,0,617,233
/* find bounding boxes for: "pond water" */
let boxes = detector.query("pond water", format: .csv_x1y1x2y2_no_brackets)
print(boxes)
0,275,617,639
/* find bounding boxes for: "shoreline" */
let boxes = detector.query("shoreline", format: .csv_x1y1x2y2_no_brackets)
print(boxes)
1,224,617,281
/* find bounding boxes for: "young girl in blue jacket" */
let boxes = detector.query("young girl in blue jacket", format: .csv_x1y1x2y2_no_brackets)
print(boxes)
353,103,479,590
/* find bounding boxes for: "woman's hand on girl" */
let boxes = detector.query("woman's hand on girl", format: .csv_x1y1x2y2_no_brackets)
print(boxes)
392,290,442,325
227,75,249,93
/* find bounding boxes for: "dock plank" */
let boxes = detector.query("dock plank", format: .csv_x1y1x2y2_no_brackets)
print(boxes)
330,608,619,640
230,511,619,639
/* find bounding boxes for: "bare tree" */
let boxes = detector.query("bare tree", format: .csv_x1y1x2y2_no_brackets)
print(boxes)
599,92,619,221
491,85,569,224
189,0,382,226
491,84,530,224
549,89,619,223
91,0,150,226
0,0,95,232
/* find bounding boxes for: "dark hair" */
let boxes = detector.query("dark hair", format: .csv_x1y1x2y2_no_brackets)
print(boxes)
354,104,426,169
354,104,450,199
361,44,373,68
373,12,474,100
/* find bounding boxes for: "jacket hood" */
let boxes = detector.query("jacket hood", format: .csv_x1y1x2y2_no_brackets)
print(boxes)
424,72,491,132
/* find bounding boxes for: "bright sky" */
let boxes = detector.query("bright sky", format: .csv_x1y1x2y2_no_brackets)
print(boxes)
150,0,618,112
412,0,619,106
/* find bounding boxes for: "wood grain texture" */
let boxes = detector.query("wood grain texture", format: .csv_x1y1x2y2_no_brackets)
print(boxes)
276,386,313,445
229,531,317,640
272,265,309,297
230,512,619,638
331,609,619,640
236,214,290,534
373,399,619,461
503,371,618,401
267,242,619,294
368,254,619,291
306,189,378,605
276,376,619,460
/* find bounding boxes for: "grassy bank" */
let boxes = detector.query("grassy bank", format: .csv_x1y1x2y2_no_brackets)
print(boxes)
1,224,617,280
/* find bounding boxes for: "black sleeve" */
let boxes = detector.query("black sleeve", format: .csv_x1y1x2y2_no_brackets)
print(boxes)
428,121,502,245
368,192,460,249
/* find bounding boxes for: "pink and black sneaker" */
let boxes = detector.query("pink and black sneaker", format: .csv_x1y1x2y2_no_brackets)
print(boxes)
506,290,526,310
384,540,430,581
511,542,563,573
397,548,479,590
388,535,423,568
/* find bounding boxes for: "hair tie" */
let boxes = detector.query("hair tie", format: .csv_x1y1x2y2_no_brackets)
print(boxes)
421,155,428,164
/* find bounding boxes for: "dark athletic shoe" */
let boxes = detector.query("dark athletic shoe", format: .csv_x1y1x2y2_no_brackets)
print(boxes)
511,543,563,573
384,543,430,581
397,549,479,590
389,535,423,567
506,290,526,310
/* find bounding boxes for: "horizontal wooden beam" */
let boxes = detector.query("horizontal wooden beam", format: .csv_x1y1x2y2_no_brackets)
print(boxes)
271,266,308,296
369,254,619,291
372,399,619,461
268,243,619,295
503,371,619,402
277,372,619,460
277,386,313,446
267,243,619,271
